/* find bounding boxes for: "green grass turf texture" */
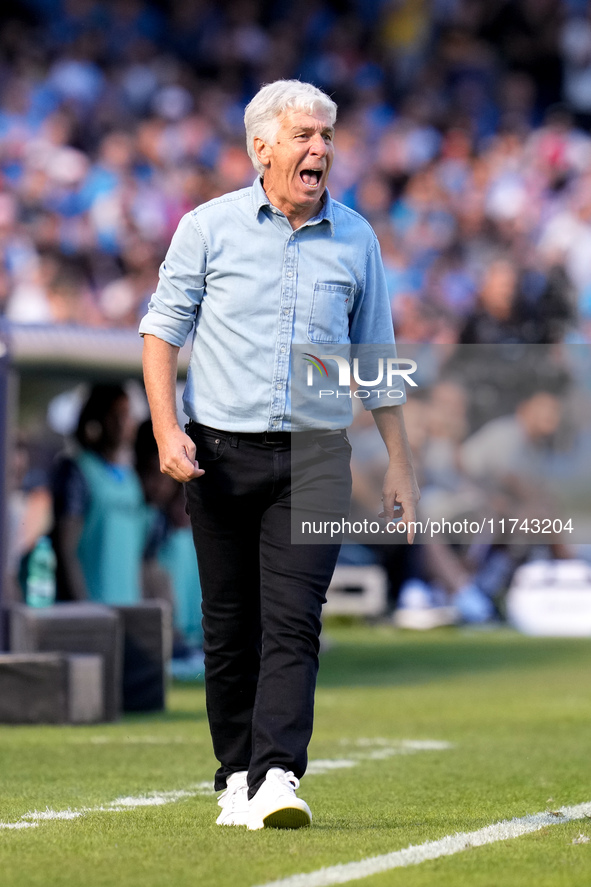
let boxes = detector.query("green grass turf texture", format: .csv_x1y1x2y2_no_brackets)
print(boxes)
1,624,590,887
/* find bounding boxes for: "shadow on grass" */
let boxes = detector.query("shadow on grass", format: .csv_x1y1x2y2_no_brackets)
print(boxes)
317,626,589,689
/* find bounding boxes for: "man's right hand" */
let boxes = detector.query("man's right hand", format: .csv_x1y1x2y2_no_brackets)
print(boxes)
142,335,204,483
157,426,205,483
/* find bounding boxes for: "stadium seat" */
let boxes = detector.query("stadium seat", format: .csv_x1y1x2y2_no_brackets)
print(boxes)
114,601,172,712
0,652,104,724
8,603,123,721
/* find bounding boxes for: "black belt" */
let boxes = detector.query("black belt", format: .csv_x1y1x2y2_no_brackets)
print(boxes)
188,422,346,446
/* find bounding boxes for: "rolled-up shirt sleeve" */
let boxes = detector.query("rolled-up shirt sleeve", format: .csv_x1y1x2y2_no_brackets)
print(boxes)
139,212,206,347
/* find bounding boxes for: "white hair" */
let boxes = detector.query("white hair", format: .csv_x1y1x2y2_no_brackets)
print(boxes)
244,80,338,176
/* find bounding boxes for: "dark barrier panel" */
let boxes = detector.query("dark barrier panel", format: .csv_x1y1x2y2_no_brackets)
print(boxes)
0,330,10,650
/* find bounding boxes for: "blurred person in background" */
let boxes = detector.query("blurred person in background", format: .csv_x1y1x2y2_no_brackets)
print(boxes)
51,383,146,605
460,383,569,486
459,256,556,344
6,435,52,603
393,381,499,626
457,377,578,604
411,380,504,624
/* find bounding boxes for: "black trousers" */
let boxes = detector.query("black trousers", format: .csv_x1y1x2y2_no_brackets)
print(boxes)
184,422,352,796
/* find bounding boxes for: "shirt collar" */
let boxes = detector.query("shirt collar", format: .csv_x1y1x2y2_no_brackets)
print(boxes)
251,176,335,234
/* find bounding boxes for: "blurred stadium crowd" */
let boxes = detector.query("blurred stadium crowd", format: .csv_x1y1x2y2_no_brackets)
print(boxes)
1,0,591,341
4,0,591,637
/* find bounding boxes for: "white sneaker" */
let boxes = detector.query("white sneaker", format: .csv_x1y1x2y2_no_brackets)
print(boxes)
248,768,312,830
216,771,249,826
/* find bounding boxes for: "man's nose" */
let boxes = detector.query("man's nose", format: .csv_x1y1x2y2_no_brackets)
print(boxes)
309,133,328,155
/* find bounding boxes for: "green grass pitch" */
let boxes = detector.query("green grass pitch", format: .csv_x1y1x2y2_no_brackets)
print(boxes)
1,624,591,887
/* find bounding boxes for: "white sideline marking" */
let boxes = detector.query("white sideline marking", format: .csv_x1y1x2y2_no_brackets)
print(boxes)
0,783,214,831
255,802,591,887
88,736,190,745
307,760,357,774
0,739,450,832
308,739,453,774
346,738,451,751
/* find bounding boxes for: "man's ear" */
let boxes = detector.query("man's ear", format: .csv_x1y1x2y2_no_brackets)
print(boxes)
253,136,271,169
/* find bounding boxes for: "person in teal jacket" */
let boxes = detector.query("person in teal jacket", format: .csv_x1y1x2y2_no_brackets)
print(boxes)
52,384,146,605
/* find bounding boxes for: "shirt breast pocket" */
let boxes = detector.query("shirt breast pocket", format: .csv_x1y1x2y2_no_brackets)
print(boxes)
307,282,353,345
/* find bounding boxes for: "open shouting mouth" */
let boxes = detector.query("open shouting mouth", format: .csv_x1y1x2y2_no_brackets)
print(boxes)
300,169,323,188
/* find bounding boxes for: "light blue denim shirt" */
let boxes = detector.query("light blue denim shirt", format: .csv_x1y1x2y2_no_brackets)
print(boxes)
139,177,401,431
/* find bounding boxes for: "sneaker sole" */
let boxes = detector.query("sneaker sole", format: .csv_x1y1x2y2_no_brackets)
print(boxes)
262,806,311,829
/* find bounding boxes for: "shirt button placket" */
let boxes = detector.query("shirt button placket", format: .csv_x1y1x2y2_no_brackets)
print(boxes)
272,233,297,429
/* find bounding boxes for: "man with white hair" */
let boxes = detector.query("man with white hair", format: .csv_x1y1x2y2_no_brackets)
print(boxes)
140,80,418,829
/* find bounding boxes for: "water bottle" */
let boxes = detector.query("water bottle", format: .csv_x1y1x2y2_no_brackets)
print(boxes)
26,536,56,608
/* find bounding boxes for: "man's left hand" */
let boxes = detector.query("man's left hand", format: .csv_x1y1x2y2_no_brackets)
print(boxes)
371,404,421,544
378,462,421,544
